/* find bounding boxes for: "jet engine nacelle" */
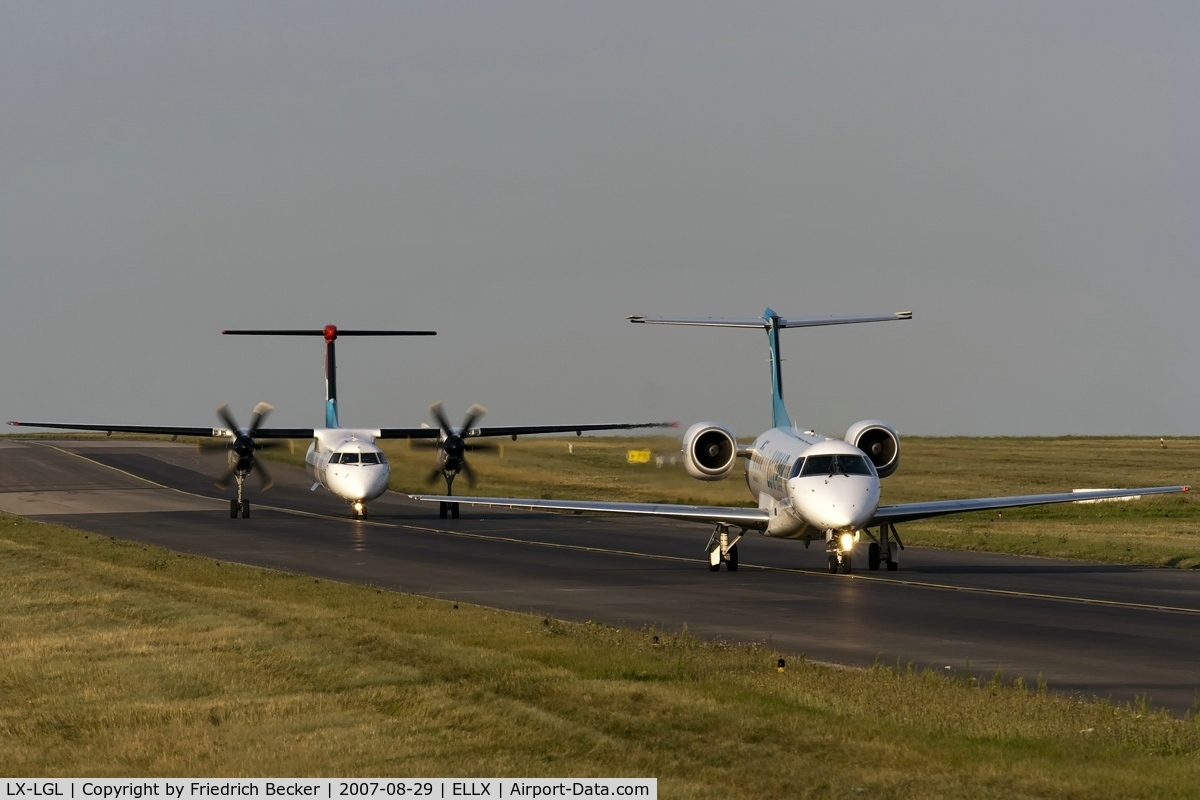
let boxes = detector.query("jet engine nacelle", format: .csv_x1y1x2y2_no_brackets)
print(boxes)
682,422,739,481
845,419,900,478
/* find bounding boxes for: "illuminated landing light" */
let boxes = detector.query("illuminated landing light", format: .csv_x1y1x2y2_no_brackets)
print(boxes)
839,532,858,552
353,501,365,514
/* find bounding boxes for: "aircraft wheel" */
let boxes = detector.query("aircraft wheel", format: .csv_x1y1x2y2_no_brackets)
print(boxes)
868,543,881,571
439,502,448,519
241,500,250,519
886,559,899,572
827,555,839,574
709,563,721,572
451,502,460,519
727,544,738,571
842,556,852,574
230,499,239,519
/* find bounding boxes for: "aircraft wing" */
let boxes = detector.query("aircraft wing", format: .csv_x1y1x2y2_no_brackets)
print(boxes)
870,485,1189,526
377,428,442,439
470,421,676,439
378,421,676,440
6,421,314,439
411,485,1188,530
409,494,770,528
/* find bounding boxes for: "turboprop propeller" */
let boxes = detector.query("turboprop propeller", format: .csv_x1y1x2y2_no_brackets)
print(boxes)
198,402,291,518
426,401,487,488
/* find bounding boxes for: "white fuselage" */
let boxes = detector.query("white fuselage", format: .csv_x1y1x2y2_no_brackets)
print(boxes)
304,428,391,506
744,428,881,538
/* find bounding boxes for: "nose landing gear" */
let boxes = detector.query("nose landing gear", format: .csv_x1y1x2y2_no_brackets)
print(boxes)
825,530,860,574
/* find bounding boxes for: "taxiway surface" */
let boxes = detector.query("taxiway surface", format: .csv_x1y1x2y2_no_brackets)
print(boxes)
2,438,1198,713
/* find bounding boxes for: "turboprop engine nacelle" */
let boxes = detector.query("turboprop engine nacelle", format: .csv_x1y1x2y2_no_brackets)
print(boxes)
845,419,900,478
682,422,739,481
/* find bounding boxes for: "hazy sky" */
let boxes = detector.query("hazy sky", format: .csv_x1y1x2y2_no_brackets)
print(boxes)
3,2,1197,438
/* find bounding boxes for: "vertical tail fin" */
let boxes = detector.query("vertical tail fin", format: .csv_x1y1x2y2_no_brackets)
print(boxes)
323,327,339,427
763,309,791,429
222,326,437,428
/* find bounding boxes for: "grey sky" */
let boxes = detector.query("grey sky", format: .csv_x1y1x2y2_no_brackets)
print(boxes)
2,2,1197,438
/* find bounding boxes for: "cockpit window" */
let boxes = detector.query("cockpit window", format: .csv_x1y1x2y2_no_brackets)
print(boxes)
799,454,874,477
788,458,805,479
330,450,384,465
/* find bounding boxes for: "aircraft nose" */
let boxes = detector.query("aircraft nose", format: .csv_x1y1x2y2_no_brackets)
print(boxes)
333,474,367,501
330,465,390,502
789,477,878,531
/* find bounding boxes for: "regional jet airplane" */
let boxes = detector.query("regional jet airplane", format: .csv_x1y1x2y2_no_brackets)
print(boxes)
8,325,672,520
412,310,1189,573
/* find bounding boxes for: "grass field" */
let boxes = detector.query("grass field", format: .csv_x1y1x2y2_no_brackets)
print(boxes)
3,514,1200,796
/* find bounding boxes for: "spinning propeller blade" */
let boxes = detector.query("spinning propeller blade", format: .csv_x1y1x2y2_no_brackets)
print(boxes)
429,402,489,494
207,403,276,492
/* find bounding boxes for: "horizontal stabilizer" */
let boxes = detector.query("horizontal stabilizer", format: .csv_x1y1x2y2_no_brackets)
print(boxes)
223,329,436,336
628,312,911,329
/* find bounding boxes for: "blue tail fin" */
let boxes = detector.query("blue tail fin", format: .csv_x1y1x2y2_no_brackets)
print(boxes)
764,308,791,429
324,335,339,428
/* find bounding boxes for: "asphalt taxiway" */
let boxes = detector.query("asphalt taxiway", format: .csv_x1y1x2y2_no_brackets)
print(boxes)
3,438,1198,713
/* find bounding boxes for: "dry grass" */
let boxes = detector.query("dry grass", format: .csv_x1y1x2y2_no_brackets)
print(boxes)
3,515,1200,796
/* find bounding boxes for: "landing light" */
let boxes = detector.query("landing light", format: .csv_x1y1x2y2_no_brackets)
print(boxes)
839,532,857,552
353,501,364,514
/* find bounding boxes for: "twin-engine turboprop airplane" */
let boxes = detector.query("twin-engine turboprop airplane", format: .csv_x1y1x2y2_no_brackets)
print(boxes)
8,325,673,520
412,309,1189,573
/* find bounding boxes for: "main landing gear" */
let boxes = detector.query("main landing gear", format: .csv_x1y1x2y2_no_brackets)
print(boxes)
864,523,903,571
705,524,742,572
436,467,462,519
229,471,250,518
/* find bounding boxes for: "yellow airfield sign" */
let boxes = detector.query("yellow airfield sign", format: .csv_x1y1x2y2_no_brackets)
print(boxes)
626,449,652,464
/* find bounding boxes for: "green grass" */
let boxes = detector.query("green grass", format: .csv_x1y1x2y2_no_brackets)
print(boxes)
3,514,1200,796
